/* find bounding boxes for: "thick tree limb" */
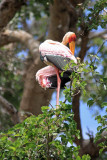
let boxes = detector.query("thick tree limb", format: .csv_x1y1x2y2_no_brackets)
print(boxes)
0,0,27,31
89,30,107,39
0,32,18,47
0,95,19,124
79,131,107,158
72,92,83,145
1,29,39,58
79,32,89,62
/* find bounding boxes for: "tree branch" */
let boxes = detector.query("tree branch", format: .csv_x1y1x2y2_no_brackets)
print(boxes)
89,30,107,39
0,0,27,31
79,33,89,62
0,95,19,124
1,29,39,58
79,131,107,158
72,92,83,145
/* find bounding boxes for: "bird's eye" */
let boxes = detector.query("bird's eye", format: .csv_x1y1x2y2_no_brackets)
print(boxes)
68,34,76,42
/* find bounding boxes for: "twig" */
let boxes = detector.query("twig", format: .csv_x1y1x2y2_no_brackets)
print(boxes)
49,102,54,109
63,98,67,103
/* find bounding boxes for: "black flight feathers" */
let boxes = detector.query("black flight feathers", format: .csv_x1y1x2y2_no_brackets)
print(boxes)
48,71,71,89
41,53,71,71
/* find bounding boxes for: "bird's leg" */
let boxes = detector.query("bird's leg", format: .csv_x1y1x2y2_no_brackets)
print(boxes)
54,66,61,109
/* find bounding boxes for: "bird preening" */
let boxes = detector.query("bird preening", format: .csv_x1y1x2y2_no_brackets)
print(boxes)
36,32,77,108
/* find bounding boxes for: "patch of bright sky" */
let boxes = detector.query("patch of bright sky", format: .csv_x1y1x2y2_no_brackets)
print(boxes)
17,22,23,29
92,25,106,32
16,49,28,59
26,18,31,27
75,46,81,57
84,9,92,17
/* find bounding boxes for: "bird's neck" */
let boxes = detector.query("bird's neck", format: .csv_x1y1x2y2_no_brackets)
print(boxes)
62,41,67,46
62,40,75,55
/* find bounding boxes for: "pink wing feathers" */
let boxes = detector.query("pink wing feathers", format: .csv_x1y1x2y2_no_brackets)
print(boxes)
39,40,77,64
36,65,58,89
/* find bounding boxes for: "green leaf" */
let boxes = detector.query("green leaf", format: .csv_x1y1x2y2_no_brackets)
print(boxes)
90,94,96,99
95,115,101,123
101,102,107,108
87,99,94,107
97,126,102,131
82,154,91,160
76,156,81,160
41,106,49,112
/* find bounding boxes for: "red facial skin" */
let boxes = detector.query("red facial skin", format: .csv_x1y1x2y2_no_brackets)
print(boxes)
68,34,76,43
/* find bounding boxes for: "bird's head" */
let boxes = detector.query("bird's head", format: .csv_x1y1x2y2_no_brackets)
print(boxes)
62,32,76,55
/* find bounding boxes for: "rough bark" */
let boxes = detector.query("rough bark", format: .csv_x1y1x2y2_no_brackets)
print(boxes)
79,131,107,158
48,0,70,40
79,33,89,62
72,92,83,145
0,0,27,31
0,95,19,124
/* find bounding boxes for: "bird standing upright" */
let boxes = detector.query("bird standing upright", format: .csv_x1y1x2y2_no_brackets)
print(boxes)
36,32,77,108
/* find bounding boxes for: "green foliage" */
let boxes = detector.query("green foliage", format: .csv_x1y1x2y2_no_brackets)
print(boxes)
76,155,91,160
10,0,52,32
77,0,107,30
94,107,107,154
0,102,91,159
0,60,93,159
0,104,85,159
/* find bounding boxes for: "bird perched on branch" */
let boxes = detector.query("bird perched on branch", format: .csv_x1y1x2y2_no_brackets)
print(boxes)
36,32,77,108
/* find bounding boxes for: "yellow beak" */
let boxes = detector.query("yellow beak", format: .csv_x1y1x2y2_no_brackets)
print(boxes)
69,41,75,55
